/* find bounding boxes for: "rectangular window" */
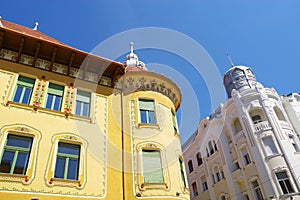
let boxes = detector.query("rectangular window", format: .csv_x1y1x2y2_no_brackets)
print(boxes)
45,83,64,111
241,148,251,166
289,135,300,152
139,99,156,124
201,176,208,191
262,137,279,156
75,90,91,117
251,180,264,200
276,171,295,194
0,135,32,175
13,76,35,104
142,149,164,183
179,158,186,187
192,181,198,197
54,142,80,180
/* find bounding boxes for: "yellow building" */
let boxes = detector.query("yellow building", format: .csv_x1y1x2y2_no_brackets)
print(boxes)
0,19,189,200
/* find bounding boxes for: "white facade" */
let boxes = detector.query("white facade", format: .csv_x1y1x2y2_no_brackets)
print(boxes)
183,66,300,200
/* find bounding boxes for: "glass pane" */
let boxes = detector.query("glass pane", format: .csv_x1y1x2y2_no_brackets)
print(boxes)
279,181,288,194
148,111,156,124
285,180,295,193
140,110,147,123
67,159,78,180
46,94,54,109
13,86,23,102
54,157,66,179
53,96,62,111
0,150,14,173
142,150,163,183
58,143,80,156
75,101,82,115
82,102,89,117
13,152,29,174
6,135,32,148
22,88,32,104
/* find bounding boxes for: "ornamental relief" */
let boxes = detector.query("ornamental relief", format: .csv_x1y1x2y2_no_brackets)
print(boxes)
123,76,179,106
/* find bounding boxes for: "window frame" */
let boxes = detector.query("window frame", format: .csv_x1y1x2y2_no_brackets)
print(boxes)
46,134,87,188
12,76,35,105
262,136,279,157
54,142,81,180
275,171,295,194
251,179,264,200
45,83,65,111
138,99,156,125
75,90,91,117
0,125,41,184
188,159,194,173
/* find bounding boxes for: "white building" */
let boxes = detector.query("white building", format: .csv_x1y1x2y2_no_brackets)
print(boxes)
183,65,300,200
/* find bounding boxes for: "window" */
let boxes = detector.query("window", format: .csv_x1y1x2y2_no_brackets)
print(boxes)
251,180,264,200
213,166,221,183
171,110,178,132
192,181,198,197
289,135,300,152
179,158,186,188
233,118,242,133
188,160,194,173
262,137,279,156
142,150,164,183
252,115,262,124
139,99,156,124
207,140,218,156
243,193,249,200
0,135,32,175
12,76,35,104
276,171,294,194
201,175,208,191
196,152,203,166
54,142,80,180
75,90,91,117
241,148,251,166
45,83,64,111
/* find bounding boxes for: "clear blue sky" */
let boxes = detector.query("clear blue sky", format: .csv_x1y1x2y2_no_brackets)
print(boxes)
1,1,300,143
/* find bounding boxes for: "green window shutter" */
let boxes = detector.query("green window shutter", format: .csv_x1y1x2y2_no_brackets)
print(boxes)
48,83,64,96
17,76,35,88
76,90,91,103
139,100,155,111
142,150,164,183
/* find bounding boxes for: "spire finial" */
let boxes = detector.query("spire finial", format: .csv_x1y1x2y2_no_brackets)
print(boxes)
227,53,235,68
130,42,134,54
0,16,3,27
33,22,39,30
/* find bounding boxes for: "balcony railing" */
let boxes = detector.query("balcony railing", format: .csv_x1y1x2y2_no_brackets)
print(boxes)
254,121,271,132
234,130,246,143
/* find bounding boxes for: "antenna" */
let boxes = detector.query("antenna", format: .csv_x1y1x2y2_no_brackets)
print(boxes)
227,53,234,68
130,42,134,54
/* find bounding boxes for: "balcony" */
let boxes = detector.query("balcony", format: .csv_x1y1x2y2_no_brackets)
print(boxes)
234,130,246,143
254,121,271,133
279,121,292,131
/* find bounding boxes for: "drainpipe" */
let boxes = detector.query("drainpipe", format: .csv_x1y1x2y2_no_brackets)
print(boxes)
121,76,126,200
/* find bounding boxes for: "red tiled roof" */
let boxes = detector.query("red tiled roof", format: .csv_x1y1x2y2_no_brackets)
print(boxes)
1,19,66,46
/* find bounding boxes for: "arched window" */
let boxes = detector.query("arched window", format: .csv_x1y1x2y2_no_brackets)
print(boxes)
188,160,194,173
214,166,221,183
207,140,218,156
196,152,203,166
233,118,242,133
274,107,285,121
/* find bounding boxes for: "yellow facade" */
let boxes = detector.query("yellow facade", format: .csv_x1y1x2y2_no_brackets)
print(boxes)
0,19,189,200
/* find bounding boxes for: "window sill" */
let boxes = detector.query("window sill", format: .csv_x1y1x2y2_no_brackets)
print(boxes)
49,178,83,189
138,123,160,129
140,182,168,190
0,172,30,184
6,101,92,123
265,153,282,161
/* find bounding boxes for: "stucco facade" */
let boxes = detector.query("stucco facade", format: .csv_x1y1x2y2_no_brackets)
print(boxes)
183,66,300,200
0,19,189,200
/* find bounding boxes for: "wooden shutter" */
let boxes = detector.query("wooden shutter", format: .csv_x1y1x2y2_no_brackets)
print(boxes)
142,150,164,183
